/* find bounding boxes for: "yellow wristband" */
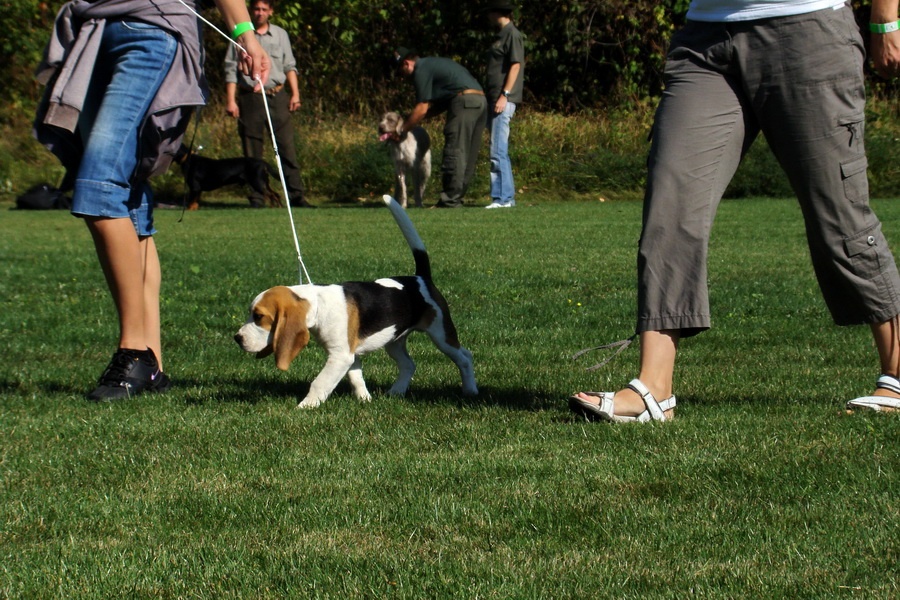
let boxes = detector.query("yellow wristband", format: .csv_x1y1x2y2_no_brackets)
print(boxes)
869,21,900,34
231,21,254,41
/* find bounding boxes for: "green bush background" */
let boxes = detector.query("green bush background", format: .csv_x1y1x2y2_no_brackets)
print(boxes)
1,0,898,203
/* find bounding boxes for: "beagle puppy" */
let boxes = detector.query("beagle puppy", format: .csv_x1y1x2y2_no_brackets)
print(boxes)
234,195,478,408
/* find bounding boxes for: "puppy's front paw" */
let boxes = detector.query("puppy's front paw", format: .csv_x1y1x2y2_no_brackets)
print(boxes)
297,397,323,409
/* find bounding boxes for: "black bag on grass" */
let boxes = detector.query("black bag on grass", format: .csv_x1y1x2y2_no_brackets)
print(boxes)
15,183,71,210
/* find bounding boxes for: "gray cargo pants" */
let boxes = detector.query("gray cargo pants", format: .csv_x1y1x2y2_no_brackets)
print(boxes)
638,4,900,336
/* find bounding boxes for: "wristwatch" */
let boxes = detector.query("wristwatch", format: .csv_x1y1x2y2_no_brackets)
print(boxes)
502,90,511,98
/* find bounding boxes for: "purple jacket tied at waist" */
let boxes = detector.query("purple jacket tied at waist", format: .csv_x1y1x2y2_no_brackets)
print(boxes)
33,0,209,186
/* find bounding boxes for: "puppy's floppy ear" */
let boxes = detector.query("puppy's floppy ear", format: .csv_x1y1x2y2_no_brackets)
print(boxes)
272,295,311,371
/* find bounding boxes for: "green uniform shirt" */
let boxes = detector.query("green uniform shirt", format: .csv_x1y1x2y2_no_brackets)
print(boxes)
412,57,482,105
485,22,525,104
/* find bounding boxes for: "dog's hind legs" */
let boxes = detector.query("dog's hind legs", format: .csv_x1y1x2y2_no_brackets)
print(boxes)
385,338,416,395
412,170,426,208
449,346,479,396
426,329,478,396
414,152,431,207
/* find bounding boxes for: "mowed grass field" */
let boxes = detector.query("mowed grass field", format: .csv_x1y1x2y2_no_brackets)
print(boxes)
1,199,898,598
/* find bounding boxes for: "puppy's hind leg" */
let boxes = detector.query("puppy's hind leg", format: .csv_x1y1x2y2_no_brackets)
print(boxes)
447,345,478,397
385,338,416,396
425,319,478,397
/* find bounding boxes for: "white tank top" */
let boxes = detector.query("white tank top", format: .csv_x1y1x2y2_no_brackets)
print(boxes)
686,0,847,22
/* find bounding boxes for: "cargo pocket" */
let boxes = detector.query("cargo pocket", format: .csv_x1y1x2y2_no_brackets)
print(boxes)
840,154,868,203
843,226,883,278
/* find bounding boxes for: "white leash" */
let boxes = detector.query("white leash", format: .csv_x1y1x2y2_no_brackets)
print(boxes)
177,0,312,284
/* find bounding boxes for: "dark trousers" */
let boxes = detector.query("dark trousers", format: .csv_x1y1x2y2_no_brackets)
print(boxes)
237,88,305,205
439,94,487,207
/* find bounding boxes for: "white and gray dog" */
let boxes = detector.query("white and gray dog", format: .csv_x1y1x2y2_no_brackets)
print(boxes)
378,111,431,208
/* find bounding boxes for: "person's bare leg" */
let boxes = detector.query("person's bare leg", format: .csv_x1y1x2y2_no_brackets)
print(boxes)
140,235,163,370
86,217,150,353
869,316,900,409
573,329,679,418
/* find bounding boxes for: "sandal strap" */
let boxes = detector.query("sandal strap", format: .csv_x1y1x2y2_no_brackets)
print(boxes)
876,374,900,395
658,396,677,412
626,379,669,422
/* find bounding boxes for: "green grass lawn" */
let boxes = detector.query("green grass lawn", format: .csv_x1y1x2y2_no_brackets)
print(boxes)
1,199,898,598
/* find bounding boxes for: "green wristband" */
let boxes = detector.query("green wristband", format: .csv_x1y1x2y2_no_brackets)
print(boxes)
869,21,900,34
231,21,255,41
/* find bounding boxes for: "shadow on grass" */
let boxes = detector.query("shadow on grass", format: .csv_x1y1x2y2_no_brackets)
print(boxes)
0,378,821,416
167,375,561,411
0,373,556,411
0,382,76,399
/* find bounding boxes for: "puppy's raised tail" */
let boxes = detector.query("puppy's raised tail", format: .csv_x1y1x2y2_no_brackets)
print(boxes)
383,194,431,280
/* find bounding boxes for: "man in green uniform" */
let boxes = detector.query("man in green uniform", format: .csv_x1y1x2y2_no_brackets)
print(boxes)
393,47,487,208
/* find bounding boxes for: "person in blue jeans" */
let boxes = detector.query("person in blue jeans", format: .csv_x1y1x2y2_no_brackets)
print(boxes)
34,0,269,401
482,0,525,209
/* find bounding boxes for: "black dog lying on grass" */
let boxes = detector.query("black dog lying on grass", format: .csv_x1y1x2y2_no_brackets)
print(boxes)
173,144,283,210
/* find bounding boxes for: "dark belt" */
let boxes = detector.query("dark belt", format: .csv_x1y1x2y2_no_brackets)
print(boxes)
457,89,484,96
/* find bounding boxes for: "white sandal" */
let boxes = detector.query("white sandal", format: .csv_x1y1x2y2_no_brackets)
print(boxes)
569,379,676,423
846,374,900,412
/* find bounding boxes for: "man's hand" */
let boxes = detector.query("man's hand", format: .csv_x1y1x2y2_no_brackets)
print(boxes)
871,30,900,79
238,35,271,91
287,71,301,112
226,100,240,119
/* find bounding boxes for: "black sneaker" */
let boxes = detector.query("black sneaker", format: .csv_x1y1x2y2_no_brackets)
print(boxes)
87,348,169,401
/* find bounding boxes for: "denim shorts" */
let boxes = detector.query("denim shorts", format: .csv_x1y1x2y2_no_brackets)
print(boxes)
72,20,177,236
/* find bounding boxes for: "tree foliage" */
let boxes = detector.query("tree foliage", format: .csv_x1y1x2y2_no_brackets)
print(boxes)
2,0,893,120
1,1,59,112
